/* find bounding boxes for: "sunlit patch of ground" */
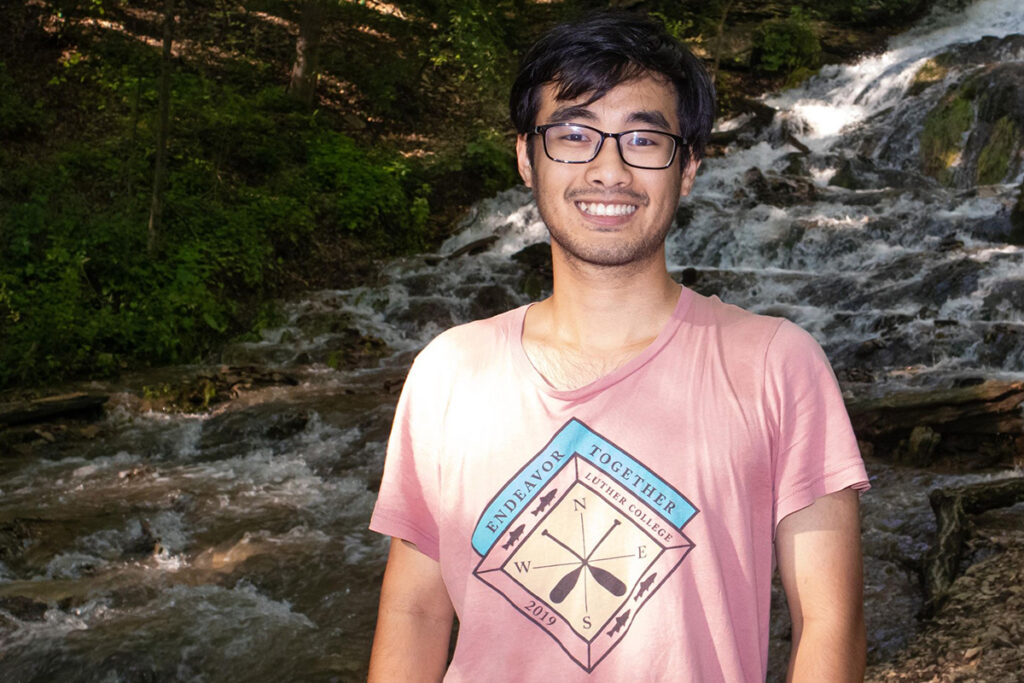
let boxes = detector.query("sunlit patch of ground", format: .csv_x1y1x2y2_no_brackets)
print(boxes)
866,508,1024,682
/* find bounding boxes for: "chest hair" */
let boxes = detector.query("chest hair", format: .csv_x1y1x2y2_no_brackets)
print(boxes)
523,338,653,392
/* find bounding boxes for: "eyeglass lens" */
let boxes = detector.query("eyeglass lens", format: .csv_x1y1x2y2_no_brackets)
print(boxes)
542,124,676,168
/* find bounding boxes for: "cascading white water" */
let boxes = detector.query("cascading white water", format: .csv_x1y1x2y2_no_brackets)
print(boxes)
3,1,1023,680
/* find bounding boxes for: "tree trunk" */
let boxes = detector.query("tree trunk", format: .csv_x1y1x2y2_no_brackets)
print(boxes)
711,0,737,84
147,0,174,255
288,0,325,107
923,477,1024,613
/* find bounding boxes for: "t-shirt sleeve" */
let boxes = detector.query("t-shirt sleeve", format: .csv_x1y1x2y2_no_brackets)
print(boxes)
764,320,869,532
368,344,448,561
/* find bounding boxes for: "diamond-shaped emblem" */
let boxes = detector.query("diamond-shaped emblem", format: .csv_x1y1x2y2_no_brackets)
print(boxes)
472,420,697,672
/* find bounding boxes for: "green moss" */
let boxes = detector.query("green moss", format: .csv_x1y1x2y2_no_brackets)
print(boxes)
920,94,974,185
976,116,1020,185
907,59,948,97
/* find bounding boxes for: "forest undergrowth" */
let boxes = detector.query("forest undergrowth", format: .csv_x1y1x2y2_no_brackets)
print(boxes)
0,0,931,391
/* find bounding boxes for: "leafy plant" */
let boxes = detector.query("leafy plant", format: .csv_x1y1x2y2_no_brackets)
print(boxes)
751,9,822,76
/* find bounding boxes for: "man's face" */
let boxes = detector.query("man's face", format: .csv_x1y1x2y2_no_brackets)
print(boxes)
516,74,699,270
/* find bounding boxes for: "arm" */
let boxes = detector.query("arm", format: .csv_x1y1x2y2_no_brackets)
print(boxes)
775,487,866,682
368,538,455,682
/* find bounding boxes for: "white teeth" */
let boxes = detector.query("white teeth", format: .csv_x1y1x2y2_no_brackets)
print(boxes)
578,202,637,217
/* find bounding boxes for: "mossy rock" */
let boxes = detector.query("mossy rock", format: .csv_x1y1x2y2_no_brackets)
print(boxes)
976,116,1021,185
920,91,974,185
907,58,948,97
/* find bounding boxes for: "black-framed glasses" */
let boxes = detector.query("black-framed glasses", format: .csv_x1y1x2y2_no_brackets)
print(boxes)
530,123,685,169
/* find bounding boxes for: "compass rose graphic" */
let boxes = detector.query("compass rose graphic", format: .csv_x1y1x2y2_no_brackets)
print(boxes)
541,520,627,605
471,419,697,672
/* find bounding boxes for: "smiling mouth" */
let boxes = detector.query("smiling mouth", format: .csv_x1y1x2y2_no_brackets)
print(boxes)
575,201,638,217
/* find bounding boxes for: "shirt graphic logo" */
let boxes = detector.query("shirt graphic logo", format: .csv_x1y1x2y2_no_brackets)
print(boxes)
471,418,699,672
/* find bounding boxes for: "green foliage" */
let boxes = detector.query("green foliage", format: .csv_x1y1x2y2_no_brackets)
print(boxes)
976,117,1020,185
648,11,696,44
430,130,518,201
752,9,821,75
0,41,433,388
920,92,974,184
0,62,46,140
427,0,512,87
306,132,430,246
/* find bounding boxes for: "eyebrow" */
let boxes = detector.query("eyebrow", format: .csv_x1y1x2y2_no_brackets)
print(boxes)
627,110,673,131
546,105,597,124
543,106,674,131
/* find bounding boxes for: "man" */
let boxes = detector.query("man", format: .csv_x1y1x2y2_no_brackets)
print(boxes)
368,11,868,682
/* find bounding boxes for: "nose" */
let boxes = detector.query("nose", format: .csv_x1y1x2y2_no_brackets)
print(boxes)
584,135,632,188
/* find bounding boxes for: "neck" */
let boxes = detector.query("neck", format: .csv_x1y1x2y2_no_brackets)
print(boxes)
539,244,680,352
520,244,681,391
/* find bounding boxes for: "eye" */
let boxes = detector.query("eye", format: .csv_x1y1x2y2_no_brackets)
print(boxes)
626,132,663,147
555,126,593,144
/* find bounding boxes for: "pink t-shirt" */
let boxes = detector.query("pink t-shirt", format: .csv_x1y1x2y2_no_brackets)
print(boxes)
370,287,868,681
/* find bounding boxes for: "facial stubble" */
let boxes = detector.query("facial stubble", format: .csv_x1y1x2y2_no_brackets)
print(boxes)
531,168,676,271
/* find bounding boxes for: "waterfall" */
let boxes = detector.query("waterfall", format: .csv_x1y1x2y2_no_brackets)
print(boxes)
3,1,1023,680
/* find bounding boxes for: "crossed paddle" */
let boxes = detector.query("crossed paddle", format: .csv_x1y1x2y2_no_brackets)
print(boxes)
542,520,627,603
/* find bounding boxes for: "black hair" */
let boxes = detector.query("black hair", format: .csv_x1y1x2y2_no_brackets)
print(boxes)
509,10,715,163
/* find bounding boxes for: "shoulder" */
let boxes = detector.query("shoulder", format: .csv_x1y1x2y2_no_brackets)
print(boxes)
687,291,824,359
684,290,786,358
410,305,524,375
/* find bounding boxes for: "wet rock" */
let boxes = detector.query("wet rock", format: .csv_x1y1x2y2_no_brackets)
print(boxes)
776,152,809,177
447,235,499,259
975,323,1024,367
709,98,777,149
962,211,1015,243
1010,181,1024,244
742,167,818,207
317,330,389,370
938,234,964,251
199,404,312,458
0,519,32,567
894,425,942,467
916,258,982,307
511,242,551,272
0,595,48,621
293,310,355,337
512,242,553,300
122,519,161,559
142,366,301,412
674,202,695,229
828,155,915,191
390,297,455,332
829,156,874,190
921,60,1024,188
934,34,1024,70
468,284,518,320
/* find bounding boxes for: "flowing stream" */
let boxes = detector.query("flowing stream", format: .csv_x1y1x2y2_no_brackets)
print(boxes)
3,1,1024,680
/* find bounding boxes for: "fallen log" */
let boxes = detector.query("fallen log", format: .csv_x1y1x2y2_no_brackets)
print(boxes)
847,380,1024,467
923,476,1024,613
0,393,108,428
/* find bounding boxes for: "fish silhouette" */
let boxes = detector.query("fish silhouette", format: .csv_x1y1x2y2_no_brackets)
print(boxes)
531,489,558,516
635,572,657,601
501,524,525,550
607,609,631,637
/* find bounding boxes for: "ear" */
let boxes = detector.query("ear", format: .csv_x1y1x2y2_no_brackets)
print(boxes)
679,158,701,198
516,134,533,188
